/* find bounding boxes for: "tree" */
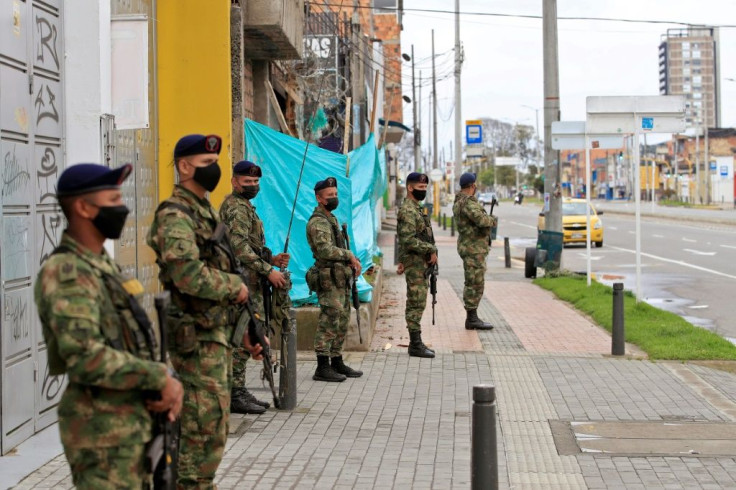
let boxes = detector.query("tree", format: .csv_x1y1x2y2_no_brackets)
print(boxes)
496,166,516,187
479,167,495,188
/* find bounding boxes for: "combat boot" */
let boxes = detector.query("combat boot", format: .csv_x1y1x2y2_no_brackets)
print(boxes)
313,355,347,382
242,387,270,409
408,331,435,358
465,309,494,330
231,388,267,414
331,356,363,378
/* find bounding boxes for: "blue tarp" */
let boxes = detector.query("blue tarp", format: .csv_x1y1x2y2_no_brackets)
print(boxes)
244,120,386,306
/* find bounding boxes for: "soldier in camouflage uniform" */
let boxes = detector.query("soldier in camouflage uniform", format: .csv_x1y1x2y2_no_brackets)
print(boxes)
453,172,496,330
306,177,363,382
35,163,184,489
397,172,437,358
220,160,290,414
147,134,262,489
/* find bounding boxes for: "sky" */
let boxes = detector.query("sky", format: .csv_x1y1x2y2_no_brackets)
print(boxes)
398,0,736,162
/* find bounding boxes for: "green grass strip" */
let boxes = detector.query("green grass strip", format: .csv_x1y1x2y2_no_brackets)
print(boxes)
533,275,736,360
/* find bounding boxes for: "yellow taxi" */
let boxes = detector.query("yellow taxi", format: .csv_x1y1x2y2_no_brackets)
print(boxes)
537,198,604,247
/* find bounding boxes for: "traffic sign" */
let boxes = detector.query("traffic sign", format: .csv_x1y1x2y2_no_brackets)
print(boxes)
466,121,483,144
429,168,444,182
641,117,654,130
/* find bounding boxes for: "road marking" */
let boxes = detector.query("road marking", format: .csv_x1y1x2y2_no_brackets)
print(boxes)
608,226,618,230
608,245,736,280
683,248,717,256
628,231,635,235
721,245,736,250
509,221,537,230
682,238,697,243
653,234,664,238
689,305,709,309
577,254,603,261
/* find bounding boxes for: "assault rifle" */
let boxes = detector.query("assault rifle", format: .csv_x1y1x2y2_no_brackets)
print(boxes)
489,197,499,248
211,223,280,409
145,291,179,490
425,264,438,325
341,223,362,344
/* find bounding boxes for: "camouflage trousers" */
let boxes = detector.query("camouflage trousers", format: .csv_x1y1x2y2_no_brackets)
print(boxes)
232,283,264,390
461,252,487,310
170,341,231,489
404,259,428,333
315,286,350,356
65,443,146,489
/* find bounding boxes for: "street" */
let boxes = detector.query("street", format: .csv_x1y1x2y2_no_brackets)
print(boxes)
496,201,736,340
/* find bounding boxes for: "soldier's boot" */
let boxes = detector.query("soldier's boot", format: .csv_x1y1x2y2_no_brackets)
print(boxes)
331,356,363,378
408,331,435,358
313,355,347,382
465,309,494,330
242,387,270,409
230,388,267,414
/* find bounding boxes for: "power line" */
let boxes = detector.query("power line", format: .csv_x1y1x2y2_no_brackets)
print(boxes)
309,2,736,28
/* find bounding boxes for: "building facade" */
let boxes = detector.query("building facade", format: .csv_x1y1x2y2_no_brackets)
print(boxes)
659,27,721,129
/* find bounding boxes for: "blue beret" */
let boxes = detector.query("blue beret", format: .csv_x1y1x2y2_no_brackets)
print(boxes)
233,160,262,177
174,134,222,158
460,172,477,188
56,163,132,197
314,176,338,193
406,172,428,184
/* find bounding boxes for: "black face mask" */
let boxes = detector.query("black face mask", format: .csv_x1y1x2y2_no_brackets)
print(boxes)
192,162,221,192
411,189,427,201
325,197,339,211
238,184,260,200
90,204,130,239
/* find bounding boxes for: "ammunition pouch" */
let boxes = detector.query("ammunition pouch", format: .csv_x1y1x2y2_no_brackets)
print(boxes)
305,265,320,294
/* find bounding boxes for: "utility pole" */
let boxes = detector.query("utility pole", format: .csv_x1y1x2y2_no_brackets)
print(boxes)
454,0,462,183
704,96,710,204
432,29,438,171
412,45,420,173
543,0,562,267
419,70,423,169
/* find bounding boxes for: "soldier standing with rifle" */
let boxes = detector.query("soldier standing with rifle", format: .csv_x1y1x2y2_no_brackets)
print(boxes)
35,163,183,489
453,172,496,330
147,134,263,488
220,160,291,414
397,172,437,358
306,177,363,382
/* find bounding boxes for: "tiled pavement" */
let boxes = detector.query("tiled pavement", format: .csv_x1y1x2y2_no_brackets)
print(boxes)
10,220,736,489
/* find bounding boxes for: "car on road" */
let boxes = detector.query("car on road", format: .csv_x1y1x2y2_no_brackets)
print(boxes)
537,198,604,247
478,192,498,206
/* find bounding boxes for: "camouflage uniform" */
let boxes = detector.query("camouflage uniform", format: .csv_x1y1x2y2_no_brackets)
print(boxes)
35,232,168,490
453,192,497,310
306,206,352,357
148,185,243,488
219,193,268,391
397,199,437,332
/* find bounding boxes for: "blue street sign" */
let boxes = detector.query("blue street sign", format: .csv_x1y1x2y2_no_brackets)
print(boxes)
721,165,729,177
466,124,482,144
710,162,717,171
641,117,654,130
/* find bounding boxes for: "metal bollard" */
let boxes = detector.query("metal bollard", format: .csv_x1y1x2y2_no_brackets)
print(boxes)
472,385,498,490
504,237,511,268
394,233,399,265
450,217,455,237
442,213,447,230
612,283,625,356
279,309,298,410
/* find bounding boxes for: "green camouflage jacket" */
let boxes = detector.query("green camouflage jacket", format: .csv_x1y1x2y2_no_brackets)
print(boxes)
397,198,437,266
453,192,497,256
219,193,271,288
147,185,243,346
306,206,352,274
34,232,168,448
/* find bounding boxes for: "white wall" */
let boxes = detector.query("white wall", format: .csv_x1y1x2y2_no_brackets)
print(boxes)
63,2,111,164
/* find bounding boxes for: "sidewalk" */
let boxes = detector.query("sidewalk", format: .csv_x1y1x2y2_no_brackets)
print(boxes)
9,216,736,489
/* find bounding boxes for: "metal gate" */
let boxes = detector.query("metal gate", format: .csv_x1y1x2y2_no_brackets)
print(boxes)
110,0,159,328
1,0,66,453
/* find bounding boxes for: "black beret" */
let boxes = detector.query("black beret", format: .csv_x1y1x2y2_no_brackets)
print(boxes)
406,172,428,184
174,134,222,158
56,163,132,197
460,172,477,188
233,160,262,177
314,176,338,193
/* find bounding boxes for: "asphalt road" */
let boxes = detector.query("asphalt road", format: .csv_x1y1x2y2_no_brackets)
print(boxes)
492,201,736,341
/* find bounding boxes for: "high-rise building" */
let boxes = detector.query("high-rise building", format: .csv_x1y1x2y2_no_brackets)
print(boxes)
659,27,721,128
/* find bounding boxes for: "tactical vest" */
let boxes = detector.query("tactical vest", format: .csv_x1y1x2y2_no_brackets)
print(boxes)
416,210,435,246
46,247,156,375
154,201,237,331
308,213,352,289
